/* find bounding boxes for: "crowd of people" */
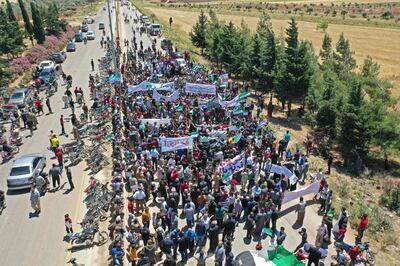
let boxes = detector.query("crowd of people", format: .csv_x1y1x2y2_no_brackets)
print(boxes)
82,5,373,266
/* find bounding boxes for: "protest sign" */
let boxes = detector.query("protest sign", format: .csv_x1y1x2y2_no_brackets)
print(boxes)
141,118,171,127
160,136,194,152
220,153,246,181
152,89,179,102
185,83,216,95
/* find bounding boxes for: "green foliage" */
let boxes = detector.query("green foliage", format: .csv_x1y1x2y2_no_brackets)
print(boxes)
5,0,17,22
0,8,24,57
190,10,207,54
319,33,332,64
43,3,67,36
380,183,400,213
18,0,33,36
334,33,357,74
361,55,380,78
316,19,329,32
31,2,46,44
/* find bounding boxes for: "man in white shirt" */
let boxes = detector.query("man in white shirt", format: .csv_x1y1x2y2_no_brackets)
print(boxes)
133,186,146,213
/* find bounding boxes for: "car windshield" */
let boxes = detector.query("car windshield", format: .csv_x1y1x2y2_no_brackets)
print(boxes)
11,92,24,98
41,62,50,67
10,166,31,176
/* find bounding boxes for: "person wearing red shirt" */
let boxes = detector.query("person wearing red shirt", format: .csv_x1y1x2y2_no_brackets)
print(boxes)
348,246,361,265
170,168,179,183
55,148,64,170
295,249,307,261
337,224,347,243
357,214,369,241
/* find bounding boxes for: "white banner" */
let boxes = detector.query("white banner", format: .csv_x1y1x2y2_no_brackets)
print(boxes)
282,181,320,205
128,81,175,94
218,95,239,108
160,136,194,152
128,81,149,93
152,89,179,102
220,153,245,176
270,164,298,184
141,118,171,127
185,83,216,95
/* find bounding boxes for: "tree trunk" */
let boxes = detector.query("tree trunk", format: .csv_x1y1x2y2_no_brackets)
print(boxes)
384,153,390,170
287,101,292,117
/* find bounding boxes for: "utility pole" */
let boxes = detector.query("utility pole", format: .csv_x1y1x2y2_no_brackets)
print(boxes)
107,0,118,73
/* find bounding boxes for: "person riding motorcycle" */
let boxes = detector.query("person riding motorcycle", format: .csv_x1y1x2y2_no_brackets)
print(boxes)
0,190,6,210
1,143,12,155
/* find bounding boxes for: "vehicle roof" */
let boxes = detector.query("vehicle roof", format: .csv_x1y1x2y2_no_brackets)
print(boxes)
152,23,160,26
87,30,94,34
12,87,29,94
40,60,53,64
12,154,44,167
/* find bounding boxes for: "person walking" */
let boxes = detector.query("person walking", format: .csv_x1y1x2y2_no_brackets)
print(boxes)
60,115,66,135
46,97,52,114
178,231,189,262
65,214,73,234
65,166,74,190
327,153,333,175
293,228,308,253
49,163,61,189
30,185,41,214
295,197,306,224
91,59,95,71
208,221,219,254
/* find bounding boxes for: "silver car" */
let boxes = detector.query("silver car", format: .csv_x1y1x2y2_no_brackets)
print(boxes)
7,154,46,190
8,87,31,108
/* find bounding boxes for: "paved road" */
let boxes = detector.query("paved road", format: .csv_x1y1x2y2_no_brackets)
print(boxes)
0,3,116,266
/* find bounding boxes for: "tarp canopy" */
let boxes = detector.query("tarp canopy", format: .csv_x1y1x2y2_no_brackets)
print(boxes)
267,246,304,266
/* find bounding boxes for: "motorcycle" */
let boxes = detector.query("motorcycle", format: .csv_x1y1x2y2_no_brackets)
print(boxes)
68,222,108,246
0,144,19,163
335,241,375,266
0,190,6,214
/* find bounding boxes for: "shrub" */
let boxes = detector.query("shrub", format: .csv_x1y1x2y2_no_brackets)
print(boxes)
44,35,63,51
26,45,52,64
8,56,32,75
380,183,400,213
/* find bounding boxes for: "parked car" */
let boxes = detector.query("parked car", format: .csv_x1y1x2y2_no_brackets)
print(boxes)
99,22,105,30
38,68,56,87
52,51,67,63
8,87,31,108
38,60,55,71
75,31,83,42
87,18,94,24
66,41,76,52
175,58,186,68
87,30,95,40
161,39,172,50
82,23,89,32
7,154,46,191
149,23,160,36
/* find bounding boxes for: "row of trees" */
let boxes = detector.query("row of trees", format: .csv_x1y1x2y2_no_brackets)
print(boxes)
190,10,400,168
0,0,66,58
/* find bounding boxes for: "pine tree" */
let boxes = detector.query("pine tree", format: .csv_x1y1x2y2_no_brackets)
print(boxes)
234,20,252,80
219,22,238,74
5,0,17,22
256,12,276,93
250,34,261,84
30,2,45,44
190,10,207,55
319,33,332,63
205,9,222,67
18,0,33,37
279,18,312,116
0,7,24,57
335,33,356,73
361,56,380,78
43,3,66,36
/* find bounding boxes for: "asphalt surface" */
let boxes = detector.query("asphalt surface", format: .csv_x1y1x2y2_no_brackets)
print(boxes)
0,3,116,266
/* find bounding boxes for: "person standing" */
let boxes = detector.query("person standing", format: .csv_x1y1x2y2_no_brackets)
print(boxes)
357,214,368,242
30,185,41,214
178,231,189,262
49,163,61,189
65,166,74,190
91,59,95,71
56,148,64,170
65,214,73,234
60,115,66,135
46,97,52,114
214,241,225,266
327,153,333,175
295,197,306,224
276,227,287,246
208,221,219,254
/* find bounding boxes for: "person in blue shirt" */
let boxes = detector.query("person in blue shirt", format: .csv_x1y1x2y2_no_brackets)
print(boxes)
195,220,207,248
276,227,287,246
284,130,291,143
184,227,197,254
111,245,125,266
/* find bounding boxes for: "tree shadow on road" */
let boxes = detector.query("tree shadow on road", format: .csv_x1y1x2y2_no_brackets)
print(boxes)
278,199,315,219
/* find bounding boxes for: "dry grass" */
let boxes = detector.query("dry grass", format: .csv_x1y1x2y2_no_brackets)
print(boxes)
146,7,400,96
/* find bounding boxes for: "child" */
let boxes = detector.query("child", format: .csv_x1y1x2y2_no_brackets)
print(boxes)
65,214,73,234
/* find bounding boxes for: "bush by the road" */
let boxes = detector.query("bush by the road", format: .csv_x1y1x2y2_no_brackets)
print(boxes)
8,56,32,75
